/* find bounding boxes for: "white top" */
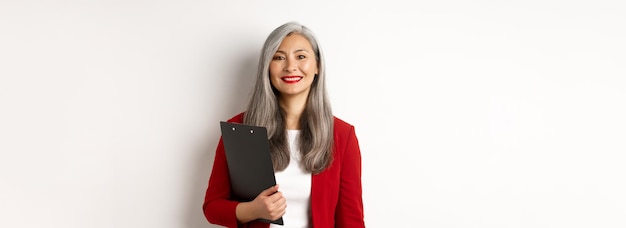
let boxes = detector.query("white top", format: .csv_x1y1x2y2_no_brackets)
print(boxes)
270,130,312,228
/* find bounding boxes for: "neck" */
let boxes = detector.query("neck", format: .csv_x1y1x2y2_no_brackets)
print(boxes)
279,94,307,130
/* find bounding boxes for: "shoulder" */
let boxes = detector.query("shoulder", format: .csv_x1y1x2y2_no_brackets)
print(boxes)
332,116,361,158
226,112,245,123
333,116,356,134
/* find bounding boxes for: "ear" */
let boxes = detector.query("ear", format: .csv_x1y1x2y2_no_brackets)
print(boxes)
315,62,320,75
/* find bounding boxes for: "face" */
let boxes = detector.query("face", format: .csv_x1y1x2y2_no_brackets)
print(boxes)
269,33,318,99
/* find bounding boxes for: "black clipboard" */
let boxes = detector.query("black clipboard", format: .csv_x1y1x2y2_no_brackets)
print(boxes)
219,121,284,225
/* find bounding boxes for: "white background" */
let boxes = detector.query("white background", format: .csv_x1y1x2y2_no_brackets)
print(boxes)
1,0,625,227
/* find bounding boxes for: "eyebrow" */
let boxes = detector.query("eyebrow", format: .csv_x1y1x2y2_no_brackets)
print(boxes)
275,49,310,54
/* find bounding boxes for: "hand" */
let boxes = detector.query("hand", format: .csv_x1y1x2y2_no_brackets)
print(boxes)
250,185,286,221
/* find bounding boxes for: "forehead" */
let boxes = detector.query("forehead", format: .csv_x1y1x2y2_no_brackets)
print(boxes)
277,33,313,51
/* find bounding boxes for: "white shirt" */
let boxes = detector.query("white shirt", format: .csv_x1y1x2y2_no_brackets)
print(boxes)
270,130,312,228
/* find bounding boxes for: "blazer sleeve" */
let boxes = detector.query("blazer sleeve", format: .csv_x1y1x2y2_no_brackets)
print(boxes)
335,125,366,227
202,138,240,228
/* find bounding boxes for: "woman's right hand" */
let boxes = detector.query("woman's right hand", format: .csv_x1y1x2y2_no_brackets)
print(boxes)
236,185,286,223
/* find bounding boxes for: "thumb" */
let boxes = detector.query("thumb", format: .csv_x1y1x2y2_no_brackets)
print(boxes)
259,185,279,196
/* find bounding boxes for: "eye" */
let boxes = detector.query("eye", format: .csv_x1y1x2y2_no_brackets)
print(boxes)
272,55,285,60
297,55,306,59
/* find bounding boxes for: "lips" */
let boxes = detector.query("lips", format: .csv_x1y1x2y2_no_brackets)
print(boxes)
281,76,303,84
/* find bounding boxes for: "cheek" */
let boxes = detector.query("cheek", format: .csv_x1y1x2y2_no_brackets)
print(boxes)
268,65,280,85
302,60,317,73
268,63,278,75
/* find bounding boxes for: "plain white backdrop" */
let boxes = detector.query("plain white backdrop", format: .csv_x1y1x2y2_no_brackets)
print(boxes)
1,0,625,227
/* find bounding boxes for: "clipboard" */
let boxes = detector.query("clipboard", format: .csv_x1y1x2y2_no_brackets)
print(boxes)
219,121,284,225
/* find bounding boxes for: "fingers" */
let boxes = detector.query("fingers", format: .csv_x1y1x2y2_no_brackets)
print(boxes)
263,191,285,211
254,185,286,221
266,196,286,221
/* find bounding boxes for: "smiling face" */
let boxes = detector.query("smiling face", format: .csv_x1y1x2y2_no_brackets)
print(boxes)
269,33,319,99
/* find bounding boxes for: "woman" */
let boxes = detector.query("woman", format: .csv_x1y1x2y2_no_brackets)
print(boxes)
203,21,365,228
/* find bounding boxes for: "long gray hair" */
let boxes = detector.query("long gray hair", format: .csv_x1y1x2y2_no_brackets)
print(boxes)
243,22,333,174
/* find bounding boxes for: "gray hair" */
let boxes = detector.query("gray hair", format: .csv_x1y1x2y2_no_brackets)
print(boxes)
243,21,334,174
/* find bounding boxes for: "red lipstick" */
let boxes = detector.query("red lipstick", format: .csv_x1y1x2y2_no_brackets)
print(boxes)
281,76,302,84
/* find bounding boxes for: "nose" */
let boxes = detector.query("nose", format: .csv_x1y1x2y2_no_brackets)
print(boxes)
283,57,297,72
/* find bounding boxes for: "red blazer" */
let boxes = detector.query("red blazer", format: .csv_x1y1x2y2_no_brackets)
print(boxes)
203,113,365,228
